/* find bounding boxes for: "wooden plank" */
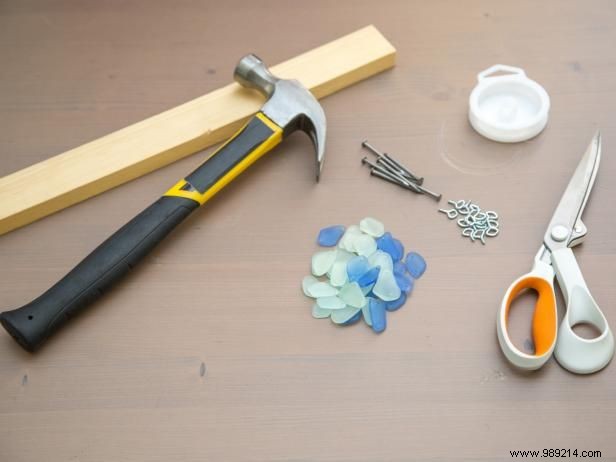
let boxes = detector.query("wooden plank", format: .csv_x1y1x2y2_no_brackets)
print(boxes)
0,25,396,235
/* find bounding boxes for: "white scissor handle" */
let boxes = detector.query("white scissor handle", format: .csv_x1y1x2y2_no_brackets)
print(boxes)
551,248,615,374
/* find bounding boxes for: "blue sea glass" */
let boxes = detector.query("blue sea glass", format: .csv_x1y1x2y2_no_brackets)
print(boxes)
395,272,414,295
368,298,387,333
317,225,345,247
376,232,398,260
386,293,407,311
393,261,406,277
356,266,380,287
405,252,427,279
346,256,370,282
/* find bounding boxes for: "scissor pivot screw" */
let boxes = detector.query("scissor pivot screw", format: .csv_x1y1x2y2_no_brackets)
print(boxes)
550,225,569,242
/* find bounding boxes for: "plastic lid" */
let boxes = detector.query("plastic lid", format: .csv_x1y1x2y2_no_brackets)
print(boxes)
469,65,550,143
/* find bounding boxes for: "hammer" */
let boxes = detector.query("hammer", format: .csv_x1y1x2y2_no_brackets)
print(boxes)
0,54,327,352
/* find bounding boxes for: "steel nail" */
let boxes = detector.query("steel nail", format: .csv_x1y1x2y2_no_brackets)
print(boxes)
376,156,411,179
370,169,409,189
361,140,385,157
362,140,424,185
363,141,412,180
370,169,423,194
383,153,424,184
369,168,423,195
363,157,422,193
414,183,442,201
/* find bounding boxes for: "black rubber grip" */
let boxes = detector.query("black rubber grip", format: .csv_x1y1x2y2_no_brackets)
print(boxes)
0,196,199,352
186,114,275,193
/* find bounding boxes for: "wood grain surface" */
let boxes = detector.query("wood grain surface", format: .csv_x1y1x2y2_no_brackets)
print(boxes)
1,1,615,461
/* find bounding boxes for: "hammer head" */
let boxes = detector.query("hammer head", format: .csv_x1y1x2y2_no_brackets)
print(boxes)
234,54,326,181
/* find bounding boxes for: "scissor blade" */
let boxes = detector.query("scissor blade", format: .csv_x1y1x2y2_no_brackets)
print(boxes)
544,132,601,251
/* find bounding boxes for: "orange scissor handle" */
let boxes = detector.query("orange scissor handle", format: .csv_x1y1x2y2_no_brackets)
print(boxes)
497,260,558,370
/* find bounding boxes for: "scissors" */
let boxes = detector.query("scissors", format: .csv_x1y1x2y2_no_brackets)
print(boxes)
497,132,614,374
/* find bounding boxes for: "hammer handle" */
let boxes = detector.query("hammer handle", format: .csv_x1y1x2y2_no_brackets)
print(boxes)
1,113,283,351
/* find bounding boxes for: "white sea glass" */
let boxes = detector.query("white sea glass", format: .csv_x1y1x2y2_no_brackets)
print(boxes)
302,275,319,296
312,304,332,319
334,249,354,264
353,234,377,257
307,282,338,298
368,250,393,272
359,217,385,237
329,261,348,287
338,225,362,252
372,269,401,301
330,307,361,324
311,249,336,276
338,282,366,308
316,295,346,310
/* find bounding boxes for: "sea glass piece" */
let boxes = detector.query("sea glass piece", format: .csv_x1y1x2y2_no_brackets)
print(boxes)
386,293,407,312
339,282,366,308
394,272,413,295
359,217,385,237
372,269,401,302
316,296,346,310
362,301,373,326
317,225,346,247
392,238,404,262
361,283,375,296
368,250,393,273
368,298,387,333
311,249,337,276
346,256,370,282
329,261,348,287
393,261,406,277
341,310,362,325
376,232,400,261
312,304,332,319
357,266,380,287
307,282,338,298
334,249,354,265
353,234,377,257
405,251,427,279
331,306,362,324
338,225,362,252
302,275,319,296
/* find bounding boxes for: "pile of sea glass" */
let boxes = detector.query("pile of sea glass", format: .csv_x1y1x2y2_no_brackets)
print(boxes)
302,217,426,333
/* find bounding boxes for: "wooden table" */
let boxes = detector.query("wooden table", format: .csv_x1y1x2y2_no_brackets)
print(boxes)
1,1,615,460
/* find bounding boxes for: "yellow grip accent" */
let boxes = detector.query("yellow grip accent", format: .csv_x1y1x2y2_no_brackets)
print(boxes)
164,112,283,205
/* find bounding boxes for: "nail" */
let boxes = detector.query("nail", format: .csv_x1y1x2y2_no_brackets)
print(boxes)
370,169,408,188
361,140,385,157
374,169,422,194
414,183,442,201
362,140,424,185
376,156,412,179
371,169,423,193
362,141,409,178
365,158,422,193
383,153,423,184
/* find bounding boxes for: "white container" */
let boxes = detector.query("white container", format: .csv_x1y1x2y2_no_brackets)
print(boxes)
469,64,550,143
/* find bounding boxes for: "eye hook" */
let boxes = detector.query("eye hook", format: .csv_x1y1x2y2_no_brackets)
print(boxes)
439,208,458,219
